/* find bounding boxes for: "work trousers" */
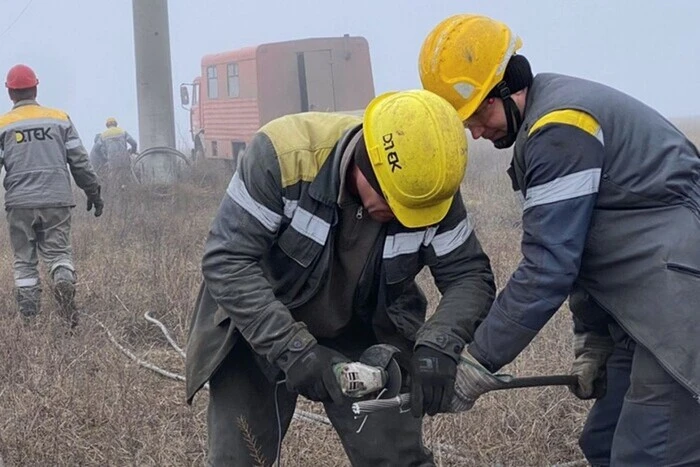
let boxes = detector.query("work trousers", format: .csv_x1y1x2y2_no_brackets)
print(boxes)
579,324,700,466
207,339,434,467
6,207,74,287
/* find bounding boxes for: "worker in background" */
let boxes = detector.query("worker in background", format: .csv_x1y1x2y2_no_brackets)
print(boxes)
186,89,496,466
92,117,137,186
419,14,700,466
0,64,104,326
89,132,103,170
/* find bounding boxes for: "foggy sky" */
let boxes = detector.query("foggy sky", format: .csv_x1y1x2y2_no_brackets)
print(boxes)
1,0,698,148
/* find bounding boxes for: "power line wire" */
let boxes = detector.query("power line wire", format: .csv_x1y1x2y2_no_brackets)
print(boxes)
0,0,35,40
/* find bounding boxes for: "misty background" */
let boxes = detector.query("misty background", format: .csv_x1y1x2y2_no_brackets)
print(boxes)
1,0,698,149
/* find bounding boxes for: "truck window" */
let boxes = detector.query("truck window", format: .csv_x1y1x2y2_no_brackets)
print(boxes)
227,63,240,98
207,66,218,99
193,83,199,105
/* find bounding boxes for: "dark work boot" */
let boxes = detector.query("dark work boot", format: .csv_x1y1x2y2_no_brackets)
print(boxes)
52,267,78,328
15,285,42,319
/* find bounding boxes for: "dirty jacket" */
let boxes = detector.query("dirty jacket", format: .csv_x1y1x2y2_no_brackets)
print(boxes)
93,126,137,169
0,100,100,209
186,112,495,402
470,73,700,397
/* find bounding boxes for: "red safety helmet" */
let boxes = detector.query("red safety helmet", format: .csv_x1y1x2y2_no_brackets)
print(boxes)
5,64,39,90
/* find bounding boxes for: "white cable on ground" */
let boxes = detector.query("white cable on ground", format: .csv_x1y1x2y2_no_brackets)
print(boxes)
96,313,328,425
92,316,185,382
143,311,186,358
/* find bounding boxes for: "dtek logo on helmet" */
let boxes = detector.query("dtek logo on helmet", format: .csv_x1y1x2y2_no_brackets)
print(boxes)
15,127,53,143
382,133,402,172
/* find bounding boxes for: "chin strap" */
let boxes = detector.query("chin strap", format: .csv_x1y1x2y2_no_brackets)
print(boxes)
491,81,523,149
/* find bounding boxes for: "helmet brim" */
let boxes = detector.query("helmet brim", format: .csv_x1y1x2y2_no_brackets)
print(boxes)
389,195,454,229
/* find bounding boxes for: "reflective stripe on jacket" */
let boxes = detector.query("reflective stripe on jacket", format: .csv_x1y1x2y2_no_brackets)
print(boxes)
94,127,137,169
185,112,496,402
471,73,700,397
0,100,99,208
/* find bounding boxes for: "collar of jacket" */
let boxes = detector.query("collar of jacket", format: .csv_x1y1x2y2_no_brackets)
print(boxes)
13,99,39,109
508,76,538,190
307,123,363,206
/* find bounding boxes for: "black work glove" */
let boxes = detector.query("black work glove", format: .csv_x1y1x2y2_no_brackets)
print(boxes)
86,186,104,217
410,345,457,417
284,344,349,404
569,331,614,400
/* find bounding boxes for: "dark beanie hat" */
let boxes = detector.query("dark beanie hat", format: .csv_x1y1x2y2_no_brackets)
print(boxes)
487,54,533,98
353,136,384,196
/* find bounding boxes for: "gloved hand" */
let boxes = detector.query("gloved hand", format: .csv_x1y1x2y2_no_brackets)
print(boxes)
86,186,104,217
449,347,513,413
284,344,349,404
569,331,614,400
410,346,457,417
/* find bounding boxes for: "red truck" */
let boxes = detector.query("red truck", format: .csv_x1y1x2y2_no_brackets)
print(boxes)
180,35,376,165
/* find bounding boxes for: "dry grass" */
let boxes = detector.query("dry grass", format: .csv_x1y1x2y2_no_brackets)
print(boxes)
3,125,698,466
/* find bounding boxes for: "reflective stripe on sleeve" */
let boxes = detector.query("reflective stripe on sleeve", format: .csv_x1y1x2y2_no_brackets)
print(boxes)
226,172,282,232
431,216,474,257
523,168,601,210
65,139,82,150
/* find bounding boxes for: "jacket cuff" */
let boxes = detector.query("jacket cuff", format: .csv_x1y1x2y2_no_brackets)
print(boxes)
271,325,317,372
415,330,465,362
467,342,494,371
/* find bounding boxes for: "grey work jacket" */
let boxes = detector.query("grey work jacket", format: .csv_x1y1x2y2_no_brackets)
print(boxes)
93,127,137,169
186,112,495,402
0,100,100,208
505,74,700,396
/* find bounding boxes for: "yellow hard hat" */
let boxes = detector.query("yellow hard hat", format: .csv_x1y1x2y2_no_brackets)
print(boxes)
419,14,522,120
106,117,118,127
363,89,467,228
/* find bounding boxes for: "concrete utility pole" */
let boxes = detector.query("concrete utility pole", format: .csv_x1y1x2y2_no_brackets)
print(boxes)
132,0,177,183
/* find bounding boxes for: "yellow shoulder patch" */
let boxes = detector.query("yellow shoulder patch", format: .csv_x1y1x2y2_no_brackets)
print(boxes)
101,127,125,138
528,109,602,143
0,104,69,127
262,112,361,188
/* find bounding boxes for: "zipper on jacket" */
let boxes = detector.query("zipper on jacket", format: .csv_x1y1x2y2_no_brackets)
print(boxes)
356,206,364,220
352,224,388,321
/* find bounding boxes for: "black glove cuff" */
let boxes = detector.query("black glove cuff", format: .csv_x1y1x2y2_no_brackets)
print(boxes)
273,328,317,373
415,332,464,362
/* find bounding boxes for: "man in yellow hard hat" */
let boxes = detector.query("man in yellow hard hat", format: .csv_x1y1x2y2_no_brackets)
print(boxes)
419,14,700,465
185,89,496,465
91,117,137,187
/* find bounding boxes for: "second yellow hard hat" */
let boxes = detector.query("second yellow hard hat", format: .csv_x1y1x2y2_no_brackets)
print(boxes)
419,14,522,120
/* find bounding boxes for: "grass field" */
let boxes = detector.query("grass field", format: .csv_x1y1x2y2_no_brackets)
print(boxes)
1,124,698,466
